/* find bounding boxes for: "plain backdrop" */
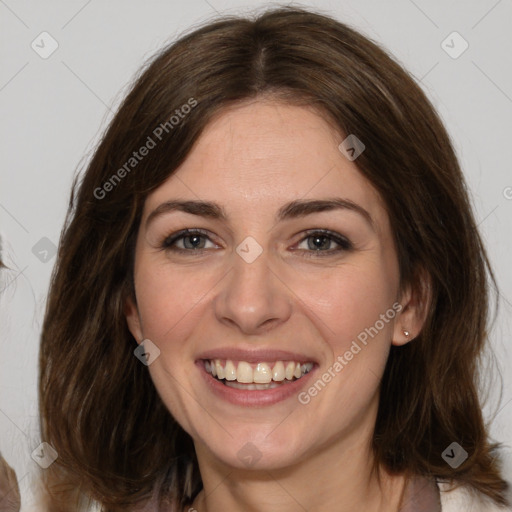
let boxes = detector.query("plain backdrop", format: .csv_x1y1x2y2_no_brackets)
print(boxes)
1,0,511,509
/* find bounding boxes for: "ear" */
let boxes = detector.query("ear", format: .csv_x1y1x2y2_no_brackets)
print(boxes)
125,295,143,344
392,268,432,346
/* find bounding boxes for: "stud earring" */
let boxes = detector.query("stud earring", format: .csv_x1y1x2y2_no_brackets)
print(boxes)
403,329,410,338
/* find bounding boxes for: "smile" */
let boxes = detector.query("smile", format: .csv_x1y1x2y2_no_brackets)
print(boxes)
204,359,314,390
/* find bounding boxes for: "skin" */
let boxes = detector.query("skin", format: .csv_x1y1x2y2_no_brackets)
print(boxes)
125,99,428,512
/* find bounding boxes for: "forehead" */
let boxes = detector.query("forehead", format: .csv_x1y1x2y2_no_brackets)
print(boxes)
143,100,387,226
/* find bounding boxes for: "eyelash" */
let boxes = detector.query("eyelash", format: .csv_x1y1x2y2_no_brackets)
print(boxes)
160,228,353,257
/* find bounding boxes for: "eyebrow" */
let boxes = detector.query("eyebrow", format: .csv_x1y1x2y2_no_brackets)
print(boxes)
145,198,375,230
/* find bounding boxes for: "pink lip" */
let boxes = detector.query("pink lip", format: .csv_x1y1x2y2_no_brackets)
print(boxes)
195,359,317,407
195,347,317,365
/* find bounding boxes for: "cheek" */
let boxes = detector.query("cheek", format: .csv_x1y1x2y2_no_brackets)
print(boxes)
133,261,210,429
298,260,399,350
133,257,213,342
291,266,398,431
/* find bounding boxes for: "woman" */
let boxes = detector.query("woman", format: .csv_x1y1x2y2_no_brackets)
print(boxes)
39,6,511,511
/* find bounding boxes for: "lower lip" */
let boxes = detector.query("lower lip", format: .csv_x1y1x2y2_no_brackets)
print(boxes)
196,361,317,407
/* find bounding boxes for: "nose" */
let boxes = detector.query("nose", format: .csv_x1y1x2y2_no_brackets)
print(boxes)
213,245,293,335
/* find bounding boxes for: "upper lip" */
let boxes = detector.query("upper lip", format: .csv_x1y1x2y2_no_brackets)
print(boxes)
196,347,318,365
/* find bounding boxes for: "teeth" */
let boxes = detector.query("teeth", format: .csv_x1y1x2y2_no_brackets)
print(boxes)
272,361,285,381
285,361,295,380
237,361,253,383
224,360,237,381
204,359,313,385
225,381,284,390
215,360,225,379
253,363,272,384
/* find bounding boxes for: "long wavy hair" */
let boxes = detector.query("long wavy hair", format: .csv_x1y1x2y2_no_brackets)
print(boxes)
38,6,510,510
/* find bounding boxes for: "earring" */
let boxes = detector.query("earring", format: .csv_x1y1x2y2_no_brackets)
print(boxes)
403,329,410,338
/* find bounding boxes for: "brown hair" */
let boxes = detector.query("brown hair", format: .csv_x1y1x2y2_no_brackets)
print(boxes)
0,453,20,511
39,5,510,510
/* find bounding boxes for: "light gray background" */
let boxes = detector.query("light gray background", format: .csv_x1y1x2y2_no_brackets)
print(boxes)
0,0,511,509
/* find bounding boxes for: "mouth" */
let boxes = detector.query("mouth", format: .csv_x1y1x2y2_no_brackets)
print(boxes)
196,351,318,406
203,359,314,390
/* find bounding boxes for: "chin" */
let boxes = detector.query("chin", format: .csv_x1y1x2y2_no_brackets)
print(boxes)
194,423,309,471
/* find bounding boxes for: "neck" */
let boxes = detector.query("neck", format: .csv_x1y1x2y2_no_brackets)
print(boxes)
191,422,406,512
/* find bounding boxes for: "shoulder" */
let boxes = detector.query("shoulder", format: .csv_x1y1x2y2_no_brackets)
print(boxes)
438,481,512,511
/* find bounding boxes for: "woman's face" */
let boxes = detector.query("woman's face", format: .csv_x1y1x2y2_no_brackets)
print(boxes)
126,99,417,471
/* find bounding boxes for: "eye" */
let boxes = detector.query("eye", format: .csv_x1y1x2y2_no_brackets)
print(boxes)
160,228,353,257
161,229,217,252
294,230,353,257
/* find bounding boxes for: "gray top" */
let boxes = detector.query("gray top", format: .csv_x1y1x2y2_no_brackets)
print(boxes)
399,476,441,511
